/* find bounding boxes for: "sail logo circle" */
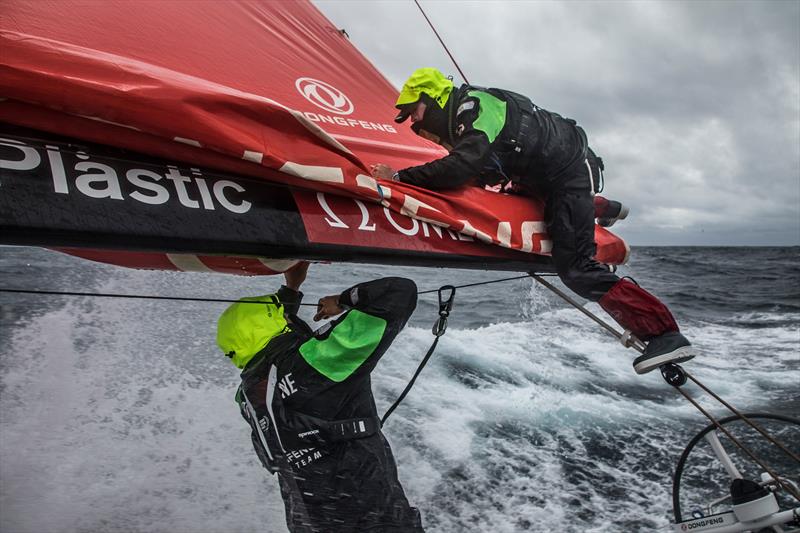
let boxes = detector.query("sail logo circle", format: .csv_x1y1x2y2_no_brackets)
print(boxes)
295,78,354,115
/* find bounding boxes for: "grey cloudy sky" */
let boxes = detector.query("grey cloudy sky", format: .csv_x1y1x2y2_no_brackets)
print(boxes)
314,0,800,246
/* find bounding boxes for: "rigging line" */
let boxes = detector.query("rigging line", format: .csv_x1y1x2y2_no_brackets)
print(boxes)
671,384,800,502
529,273,647,351
417,273,545,295
684,369,800,466
381,336,440,426
0,288,308,306
383,284,455,426
529,273,800,494
0,274,539,305
413,0,470,84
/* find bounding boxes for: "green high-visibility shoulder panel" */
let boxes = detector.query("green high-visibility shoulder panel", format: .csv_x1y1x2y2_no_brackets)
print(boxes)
467,91,507,144
299,310,387,382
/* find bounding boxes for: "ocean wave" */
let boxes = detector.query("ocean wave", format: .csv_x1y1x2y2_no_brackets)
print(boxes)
2,246,797,533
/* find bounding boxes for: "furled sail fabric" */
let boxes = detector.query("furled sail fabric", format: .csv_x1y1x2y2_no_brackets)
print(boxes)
0,0,627,274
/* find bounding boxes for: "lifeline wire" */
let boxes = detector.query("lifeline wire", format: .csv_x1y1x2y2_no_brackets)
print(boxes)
0,274,539,306
0,288,295,306
417,274,538,294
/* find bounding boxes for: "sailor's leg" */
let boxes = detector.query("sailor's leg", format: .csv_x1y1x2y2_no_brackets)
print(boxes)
597,277,678,339
277,472,316,533
545,186,695,374
545,187,618,301
599,279,695,373
593,195,629,227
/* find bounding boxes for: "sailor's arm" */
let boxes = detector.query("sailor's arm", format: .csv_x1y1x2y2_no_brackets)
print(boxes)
276,285,303,315
337,277,418,325
314,277,417,327
277,261,309,316
396,131,493,190
303,277,418,381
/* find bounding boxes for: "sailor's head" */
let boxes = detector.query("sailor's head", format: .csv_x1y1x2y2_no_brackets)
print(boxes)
216,294,288,369
394,67,454,124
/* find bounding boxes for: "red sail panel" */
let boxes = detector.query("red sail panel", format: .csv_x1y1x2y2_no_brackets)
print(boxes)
55,249,299,276
0,0,628,271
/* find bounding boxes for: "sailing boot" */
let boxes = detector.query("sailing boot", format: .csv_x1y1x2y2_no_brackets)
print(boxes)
599,278,696,374
633,331,694,374
594,196,629,228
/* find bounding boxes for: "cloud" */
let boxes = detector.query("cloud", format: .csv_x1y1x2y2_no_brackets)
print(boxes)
315,0,800,245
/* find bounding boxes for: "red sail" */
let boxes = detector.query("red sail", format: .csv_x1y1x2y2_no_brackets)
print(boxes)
0,0,628,274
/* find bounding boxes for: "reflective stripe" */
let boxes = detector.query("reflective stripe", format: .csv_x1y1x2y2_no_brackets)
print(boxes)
585,158,595,195
456,100,475,115
242,389,274,462
262,363,313,524
265,364,286,452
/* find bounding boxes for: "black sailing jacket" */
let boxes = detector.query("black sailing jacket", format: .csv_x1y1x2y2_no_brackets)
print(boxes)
236,277,423,533
398,84,589,192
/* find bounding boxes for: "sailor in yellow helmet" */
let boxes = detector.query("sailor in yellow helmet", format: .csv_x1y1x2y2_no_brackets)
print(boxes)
371,67,696,375
391,67,455,147
393,67,454,120
217,262,424,532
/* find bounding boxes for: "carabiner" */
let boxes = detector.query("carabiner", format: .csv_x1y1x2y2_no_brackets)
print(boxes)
437,285,456,317
432,285,456,337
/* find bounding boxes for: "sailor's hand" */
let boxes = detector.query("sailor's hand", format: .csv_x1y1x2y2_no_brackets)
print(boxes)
314,295,344,321
283,261,309,291
370,163,397,181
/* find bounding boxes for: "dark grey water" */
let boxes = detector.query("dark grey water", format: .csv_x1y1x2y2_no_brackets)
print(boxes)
1,246,798,532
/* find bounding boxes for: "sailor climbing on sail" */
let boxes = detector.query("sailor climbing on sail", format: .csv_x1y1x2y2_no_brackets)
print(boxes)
216,262,424,532
371,67,695,374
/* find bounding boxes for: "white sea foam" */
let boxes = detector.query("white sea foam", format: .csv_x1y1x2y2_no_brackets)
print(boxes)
1,297,287,532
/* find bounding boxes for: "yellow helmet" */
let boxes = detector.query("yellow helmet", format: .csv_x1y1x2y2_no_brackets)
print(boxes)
394,67,454,123
216,294,288,369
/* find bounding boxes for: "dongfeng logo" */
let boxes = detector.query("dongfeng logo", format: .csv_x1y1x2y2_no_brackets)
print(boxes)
294,77,396,134
295,77,354,115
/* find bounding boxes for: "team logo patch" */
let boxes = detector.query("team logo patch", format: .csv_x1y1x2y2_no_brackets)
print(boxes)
456,124,465,136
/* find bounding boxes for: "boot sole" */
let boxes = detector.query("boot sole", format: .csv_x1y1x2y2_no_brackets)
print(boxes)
633,346,695,375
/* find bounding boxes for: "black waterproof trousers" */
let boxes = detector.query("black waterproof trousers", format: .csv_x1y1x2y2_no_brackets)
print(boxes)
543,154,679,340
544,152,618,301
277,434,423,532
545,186,619,301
